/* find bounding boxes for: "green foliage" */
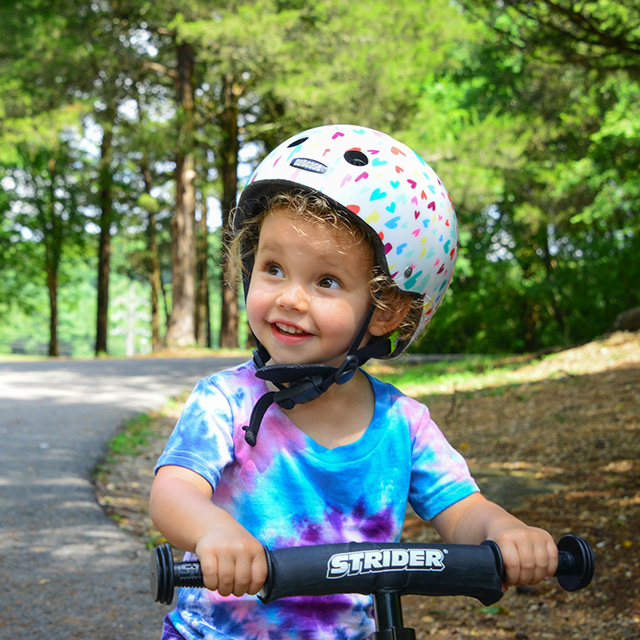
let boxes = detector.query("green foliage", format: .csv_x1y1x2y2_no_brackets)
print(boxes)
0,0,638,357
108,413,154,456
405,2,640,354
0,254,95,356
370,354,524,392
463,0,640,73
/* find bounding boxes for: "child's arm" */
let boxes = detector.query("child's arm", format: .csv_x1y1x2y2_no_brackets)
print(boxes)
431,492,558,588
150,465,268,597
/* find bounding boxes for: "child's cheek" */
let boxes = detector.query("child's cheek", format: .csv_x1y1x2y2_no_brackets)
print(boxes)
246,289,269,332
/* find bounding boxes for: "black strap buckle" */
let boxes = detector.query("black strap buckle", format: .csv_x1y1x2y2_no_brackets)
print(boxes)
274,376,323,409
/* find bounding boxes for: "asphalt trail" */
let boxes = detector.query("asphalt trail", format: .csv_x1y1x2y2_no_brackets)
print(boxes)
0,356,245,639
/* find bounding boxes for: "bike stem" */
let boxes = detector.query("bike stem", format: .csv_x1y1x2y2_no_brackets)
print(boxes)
372,591,416,640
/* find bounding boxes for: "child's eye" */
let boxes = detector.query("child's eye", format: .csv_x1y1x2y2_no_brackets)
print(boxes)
265,263,284,277
318,276,341,289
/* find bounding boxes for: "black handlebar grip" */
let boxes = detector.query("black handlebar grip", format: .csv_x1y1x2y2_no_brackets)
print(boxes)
259,542,504,605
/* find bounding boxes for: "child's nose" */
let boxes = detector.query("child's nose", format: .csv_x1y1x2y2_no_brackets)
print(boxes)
277,281,309,311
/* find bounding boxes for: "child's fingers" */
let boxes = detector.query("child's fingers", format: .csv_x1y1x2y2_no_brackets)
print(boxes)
501,530,558,586
199,553,220,593
212,543,267,597
247,549,269,595
231,552,254,597
216,552,236,597
544,536,559,579
500,534,538,585
525,533,558,585
499,538,523,585
195,529,267,597
522,540,546,585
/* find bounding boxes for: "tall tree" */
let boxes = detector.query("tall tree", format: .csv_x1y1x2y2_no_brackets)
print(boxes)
95,102,118,354
165,39,198,347
1,115,87,356
0,1,88,354
0,0,148,354
195,194,211,347
83,4,159,355
216,73,242,348
114,2,212,348
138,171,166,351
420,2,640,352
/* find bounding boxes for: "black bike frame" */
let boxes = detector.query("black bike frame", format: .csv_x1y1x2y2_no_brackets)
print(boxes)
373,591,415,640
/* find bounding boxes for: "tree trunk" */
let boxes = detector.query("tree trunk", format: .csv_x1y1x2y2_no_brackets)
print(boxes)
520,260,539,352
46,265,59,357
125,280,136,357
45,158,60,357
95,114,114,355
195,196,211,347
166,41,197,348
166,152,197,347
142,166,164,351
542,225,568,342
218,73,242,349
161,278,171,329
220,257,240,348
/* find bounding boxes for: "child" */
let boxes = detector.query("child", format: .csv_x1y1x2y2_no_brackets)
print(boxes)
150,125,558,640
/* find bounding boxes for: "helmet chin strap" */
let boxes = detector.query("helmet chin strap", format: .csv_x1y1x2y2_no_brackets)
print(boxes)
242,305,391,446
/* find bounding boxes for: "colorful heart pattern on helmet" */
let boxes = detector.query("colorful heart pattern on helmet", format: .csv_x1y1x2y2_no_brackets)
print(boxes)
240,124,458,347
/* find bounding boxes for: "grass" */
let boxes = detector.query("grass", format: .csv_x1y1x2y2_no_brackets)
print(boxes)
0,353,48,362
108,413,155,456
366,353,534,398
102,393,189,461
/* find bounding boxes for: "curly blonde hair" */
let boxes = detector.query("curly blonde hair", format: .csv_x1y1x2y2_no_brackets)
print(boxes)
229,191,422,345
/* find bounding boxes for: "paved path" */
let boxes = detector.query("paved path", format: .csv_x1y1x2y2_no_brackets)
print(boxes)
0,356,245,639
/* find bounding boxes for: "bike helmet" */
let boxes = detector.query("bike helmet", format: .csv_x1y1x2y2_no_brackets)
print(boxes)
234,124,458,445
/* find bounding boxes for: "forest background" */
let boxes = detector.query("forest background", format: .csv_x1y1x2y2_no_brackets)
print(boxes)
1,0,638,358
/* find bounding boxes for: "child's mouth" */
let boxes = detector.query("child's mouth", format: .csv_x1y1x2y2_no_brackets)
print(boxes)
273,322,311,337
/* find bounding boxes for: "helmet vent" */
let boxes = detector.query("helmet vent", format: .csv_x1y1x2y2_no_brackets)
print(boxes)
344,149,369,167
404,266,413,279
287,137,308,148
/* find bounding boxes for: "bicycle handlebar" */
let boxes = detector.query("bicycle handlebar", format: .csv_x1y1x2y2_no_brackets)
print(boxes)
150,534,594,607
262,541,505,605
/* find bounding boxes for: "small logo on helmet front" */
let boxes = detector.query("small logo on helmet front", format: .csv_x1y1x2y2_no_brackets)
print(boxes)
290,157,327,174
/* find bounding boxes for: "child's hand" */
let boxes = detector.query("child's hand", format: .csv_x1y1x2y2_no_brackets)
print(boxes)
195,524,268,597
150,466,268,598
488,523,558,588
431,493,558,589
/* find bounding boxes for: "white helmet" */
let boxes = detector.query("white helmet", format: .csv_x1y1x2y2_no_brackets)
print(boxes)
235,124,458,357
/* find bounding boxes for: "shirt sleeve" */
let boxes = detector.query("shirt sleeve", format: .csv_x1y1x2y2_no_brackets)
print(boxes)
155,377,235,491
407,404,479,521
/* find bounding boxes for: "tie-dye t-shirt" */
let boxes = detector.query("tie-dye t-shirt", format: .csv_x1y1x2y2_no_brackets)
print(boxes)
156,360,478,639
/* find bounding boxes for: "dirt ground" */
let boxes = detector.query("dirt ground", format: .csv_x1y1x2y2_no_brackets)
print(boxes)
95,332,640,639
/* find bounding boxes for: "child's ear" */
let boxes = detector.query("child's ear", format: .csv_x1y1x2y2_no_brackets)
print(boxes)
369,302,411,337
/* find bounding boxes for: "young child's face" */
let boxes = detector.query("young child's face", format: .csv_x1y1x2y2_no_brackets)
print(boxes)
246,207,375,367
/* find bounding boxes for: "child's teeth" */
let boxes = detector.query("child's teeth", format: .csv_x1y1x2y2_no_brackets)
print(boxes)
277,323,302,334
